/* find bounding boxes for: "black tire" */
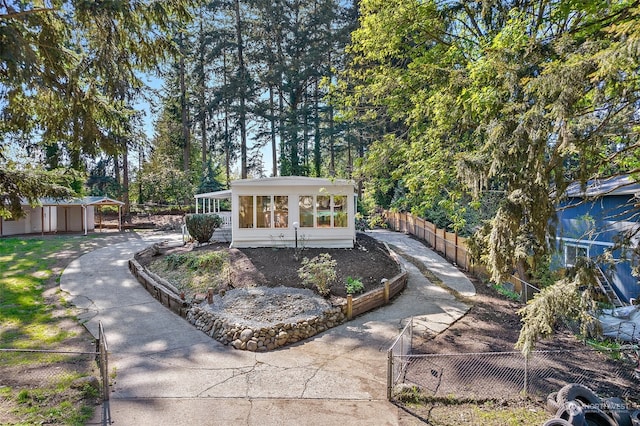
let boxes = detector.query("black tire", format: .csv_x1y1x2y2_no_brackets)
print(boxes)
583,407,616,426
602,397,632,426
542,419,572,426
556,383,601,406
556,400,586,424
547,392,561,414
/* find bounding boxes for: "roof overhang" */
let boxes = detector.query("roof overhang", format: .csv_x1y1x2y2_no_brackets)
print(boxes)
229,176,355,188
24,196,124,207
195,189,232,200
565,175,640,198
194,177,356,200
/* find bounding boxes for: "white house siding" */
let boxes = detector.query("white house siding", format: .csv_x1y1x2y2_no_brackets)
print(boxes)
229,177,356,248
1,204,100,236
1,206,58,236
57,206,94,232
1,211,30,236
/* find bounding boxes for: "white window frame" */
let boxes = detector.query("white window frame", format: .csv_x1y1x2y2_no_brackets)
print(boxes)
564,243,590,267
299,195,348,229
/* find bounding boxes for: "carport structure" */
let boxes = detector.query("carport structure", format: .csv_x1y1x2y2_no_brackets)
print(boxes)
0,196,125,236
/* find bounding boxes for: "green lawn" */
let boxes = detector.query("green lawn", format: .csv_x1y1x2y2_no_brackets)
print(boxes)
0,236,91,347
0,234,104,425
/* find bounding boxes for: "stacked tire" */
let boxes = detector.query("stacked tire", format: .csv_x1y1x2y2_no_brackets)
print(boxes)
542,383,635,426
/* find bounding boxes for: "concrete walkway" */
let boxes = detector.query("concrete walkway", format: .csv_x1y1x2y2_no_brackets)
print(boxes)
59,230,474,426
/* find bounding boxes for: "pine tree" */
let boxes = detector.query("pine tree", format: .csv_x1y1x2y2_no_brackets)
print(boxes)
1,0,191,215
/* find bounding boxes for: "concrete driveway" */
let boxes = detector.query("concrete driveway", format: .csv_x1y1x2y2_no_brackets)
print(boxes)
60,230,473,425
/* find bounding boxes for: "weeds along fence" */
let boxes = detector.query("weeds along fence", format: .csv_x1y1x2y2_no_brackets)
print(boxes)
0,322,111,425
383,211,541,302
388,319,638,403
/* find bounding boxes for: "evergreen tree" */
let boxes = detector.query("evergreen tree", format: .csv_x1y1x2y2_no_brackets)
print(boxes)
336,0,640,352
1,0,191,215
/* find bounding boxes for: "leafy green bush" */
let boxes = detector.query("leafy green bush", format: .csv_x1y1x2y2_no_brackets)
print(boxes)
345,276,364,294
367,213,387,229
96,205,120,215
492,283,521,301
298,253,337,297
185,214,222,243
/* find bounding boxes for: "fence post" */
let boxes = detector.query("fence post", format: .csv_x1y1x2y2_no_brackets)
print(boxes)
347,295,353,320
383,279,390,304
413,214,417,237
387,349,393,400
443,229,447,259
98,322,111,425
454,233,458,266
387,348,393,401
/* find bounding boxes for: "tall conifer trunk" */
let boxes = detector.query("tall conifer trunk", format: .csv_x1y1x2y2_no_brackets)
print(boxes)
270,84,278,176
198,14,208,172
179,32,190,173
234,0,248,178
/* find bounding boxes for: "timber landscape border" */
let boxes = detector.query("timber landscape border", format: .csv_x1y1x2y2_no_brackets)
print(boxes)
128,242,408,351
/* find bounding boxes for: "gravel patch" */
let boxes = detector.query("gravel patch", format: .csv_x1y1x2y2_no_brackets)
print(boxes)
203,286,333,328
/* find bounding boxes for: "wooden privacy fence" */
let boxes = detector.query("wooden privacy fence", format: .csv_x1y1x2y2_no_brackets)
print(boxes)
385,211,471,270
384,211,536,300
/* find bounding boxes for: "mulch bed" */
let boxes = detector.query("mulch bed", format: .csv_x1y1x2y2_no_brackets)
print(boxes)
239,232,402,298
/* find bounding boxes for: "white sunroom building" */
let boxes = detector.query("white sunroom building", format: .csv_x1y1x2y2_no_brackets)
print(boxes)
194,176,356,248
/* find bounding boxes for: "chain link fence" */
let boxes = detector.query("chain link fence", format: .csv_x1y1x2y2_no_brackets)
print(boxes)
387,319,413,399
388,318,638,403
0,322,110,425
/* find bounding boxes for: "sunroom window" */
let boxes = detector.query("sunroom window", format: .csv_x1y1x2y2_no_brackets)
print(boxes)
239,195,289,229
274,196,288,228
299,196,314,227
239,196,254,228
316,195,331,228
298,195,348,228
333,195,347,228
257,196,271,228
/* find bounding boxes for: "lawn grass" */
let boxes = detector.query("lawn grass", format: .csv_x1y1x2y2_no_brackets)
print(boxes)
0,234,105,424
397,394,550,425
0,236,93,348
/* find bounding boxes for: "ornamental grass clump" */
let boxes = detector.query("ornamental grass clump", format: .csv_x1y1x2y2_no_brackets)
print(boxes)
297,253,337,297
185,213,222,244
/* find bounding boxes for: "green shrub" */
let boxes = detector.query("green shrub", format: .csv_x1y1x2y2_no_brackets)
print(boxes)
492,283,521,302
298,253,337,297
185,214,222,243
367,213,387,229
97,205,120,215
345,277,364,294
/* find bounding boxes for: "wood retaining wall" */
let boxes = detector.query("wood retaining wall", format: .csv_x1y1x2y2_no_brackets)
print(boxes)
128,243,409,344
345,272,408,319
129,258,190,318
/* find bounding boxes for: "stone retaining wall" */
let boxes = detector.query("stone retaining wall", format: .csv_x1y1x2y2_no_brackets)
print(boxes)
186,305,345,351
129,241,407,351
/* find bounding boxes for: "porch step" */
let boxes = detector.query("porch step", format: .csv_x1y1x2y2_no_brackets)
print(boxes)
595,265,625,308
210,227,231,243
